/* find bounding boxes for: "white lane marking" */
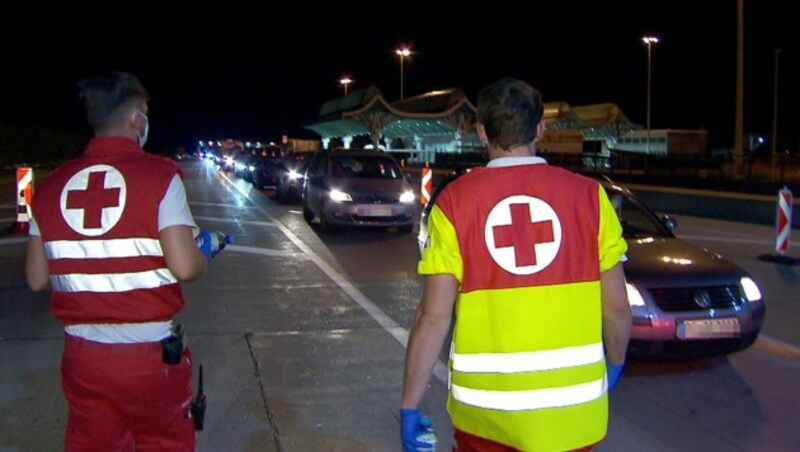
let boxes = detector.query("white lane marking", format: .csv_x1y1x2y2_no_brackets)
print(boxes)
214,170,449,384
0,237,27,246
194,215,278,228
189,201,255,209
677,234,775,246
227,244,307,259
755,335,800,361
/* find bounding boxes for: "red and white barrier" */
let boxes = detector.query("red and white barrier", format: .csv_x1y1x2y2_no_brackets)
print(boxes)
421,165,432,206
775,187,793,256
15,167,33,233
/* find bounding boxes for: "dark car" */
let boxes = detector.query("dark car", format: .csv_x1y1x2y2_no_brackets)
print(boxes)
417,179,765,358
275,151,311,202
251,147,284,189
233,151,259,181
303,149,416,232
606,183,764,357
220,148,241,172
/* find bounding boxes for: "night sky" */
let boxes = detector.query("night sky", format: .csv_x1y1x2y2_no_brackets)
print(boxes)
1,2,797,153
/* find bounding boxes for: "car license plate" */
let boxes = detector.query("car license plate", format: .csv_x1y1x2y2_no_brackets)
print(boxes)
361,205,392,217
677,318,740,339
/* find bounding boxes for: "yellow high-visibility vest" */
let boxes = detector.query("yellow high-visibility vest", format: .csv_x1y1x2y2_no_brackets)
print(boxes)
419,161,626,451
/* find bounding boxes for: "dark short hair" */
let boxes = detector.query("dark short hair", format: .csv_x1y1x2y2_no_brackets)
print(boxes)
77,72,149,132
477,78,544,150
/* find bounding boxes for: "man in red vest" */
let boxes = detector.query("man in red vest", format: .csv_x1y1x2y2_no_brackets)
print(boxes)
25,72,214,451
401,79,632,451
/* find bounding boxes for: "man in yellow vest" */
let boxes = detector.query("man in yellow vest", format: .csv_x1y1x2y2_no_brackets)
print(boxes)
401,79,632,451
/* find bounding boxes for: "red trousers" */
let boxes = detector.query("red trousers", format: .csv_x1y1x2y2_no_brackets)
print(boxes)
454,429,596,452
61,334,196,451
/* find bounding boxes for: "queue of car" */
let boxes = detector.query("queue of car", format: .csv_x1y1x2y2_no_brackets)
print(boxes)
211,146,417,233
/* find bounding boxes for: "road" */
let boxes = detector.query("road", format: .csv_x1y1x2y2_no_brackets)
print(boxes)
1,159,799,451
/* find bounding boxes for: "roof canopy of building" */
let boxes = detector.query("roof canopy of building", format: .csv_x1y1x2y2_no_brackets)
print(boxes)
543,101,640,141
306,86,478,143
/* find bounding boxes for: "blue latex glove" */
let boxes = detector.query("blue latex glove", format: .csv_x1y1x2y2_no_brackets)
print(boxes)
194,230,214,264
194,230,232,264
400,409,435,452
607,361,625,392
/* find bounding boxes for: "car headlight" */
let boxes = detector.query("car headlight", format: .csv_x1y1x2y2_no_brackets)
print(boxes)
288,170,301,180
740,277,762,302
626,283,646,307
248,165,256,171
225,156,234,166
329,189,352,202
399,190,415,204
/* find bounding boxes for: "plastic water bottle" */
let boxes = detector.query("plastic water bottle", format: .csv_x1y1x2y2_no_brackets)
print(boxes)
209,231,233,254
416,416,437,451
194,230,233,260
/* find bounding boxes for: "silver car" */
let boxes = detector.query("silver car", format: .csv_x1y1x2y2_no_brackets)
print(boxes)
302,150,417,232
418,178,765,358
606,182,765,357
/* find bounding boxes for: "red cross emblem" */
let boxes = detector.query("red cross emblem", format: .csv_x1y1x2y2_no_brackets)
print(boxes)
492,203,555,267
66,171,121,229
484,195,562,275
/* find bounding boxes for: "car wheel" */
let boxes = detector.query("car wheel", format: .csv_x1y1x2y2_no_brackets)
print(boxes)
302,200,315,223
398,224,413,234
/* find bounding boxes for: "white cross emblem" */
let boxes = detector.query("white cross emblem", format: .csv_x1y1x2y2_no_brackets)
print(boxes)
59,165,127,237
484,195,562,275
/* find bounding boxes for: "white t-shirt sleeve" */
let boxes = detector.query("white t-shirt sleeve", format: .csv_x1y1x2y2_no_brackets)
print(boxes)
158,174,198,233
28,216,40,236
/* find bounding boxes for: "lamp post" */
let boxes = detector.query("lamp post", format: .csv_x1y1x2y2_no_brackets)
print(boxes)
340,76,353,95
771,49,781,181
395,47,411,100
642,36,659,155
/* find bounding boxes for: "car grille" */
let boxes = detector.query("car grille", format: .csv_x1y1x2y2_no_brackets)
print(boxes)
648,285,743,312
351,194,396,204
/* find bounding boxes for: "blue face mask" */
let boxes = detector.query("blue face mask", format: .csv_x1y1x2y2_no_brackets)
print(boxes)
133,111,149,147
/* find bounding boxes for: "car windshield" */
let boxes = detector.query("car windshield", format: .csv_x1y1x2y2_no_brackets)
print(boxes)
608,189,671,239
330,155,403,179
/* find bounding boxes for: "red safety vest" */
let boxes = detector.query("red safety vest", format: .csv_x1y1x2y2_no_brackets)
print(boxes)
31,137,185,325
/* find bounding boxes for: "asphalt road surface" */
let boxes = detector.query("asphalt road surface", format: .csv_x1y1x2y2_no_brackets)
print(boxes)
1,159,798,451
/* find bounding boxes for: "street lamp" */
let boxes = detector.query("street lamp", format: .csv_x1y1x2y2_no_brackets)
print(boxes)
395,47,412,100
642,36,659,155
771,49,781,181
340,76,353,95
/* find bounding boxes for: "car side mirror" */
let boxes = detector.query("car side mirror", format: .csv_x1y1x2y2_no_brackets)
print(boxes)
662,215,678,231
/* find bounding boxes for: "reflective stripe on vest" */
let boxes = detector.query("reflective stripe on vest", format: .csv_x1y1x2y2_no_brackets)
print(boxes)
44,238,164,259
452,342,604,374
451,376,607,411
51,269,177,293
65,321,172,343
